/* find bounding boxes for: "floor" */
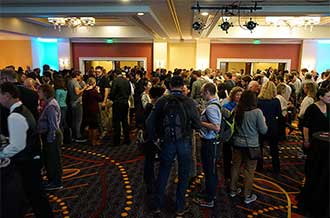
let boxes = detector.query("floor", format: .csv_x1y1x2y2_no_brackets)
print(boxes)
25,130,306,218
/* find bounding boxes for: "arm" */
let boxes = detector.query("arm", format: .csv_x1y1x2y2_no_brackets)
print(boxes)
0,113,28,158
202,105,221,132
257,110,268,135
303,127,311,148
102,88,110,105
190,101,201,130
46,105,60,143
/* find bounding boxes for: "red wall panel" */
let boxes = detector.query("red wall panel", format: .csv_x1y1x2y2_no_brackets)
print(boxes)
72,43,153,72
210,43,301,70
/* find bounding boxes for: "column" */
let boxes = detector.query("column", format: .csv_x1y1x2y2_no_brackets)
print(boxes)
195,39,210,70
153,41,167,70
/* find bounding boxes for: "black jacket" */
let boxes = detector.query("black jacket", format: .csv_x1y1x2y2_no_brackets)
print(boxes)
109,76,131,104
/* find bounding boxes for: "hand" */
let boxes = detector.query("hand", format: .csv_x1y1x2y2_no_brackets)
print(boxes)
303,141,311,148
101,101,106,107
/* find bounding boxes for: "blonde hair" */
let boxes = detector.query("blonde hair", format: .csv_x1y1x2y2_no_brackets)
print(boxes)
304,82,317,99
87,77,96,86
276,83,287,96
258,81,276,99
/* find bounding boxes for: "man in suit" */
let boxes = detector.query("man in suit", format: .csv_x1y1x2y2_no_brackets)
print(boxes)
109,71,131,146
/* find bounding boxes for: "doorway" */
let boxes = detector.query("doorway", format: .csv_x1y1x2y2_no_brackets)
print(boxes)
79,57,147,73
217,58,291,75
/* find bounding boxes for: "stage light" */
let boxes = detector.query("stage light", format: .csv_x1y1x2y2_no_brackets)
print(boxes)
219,20,233,34
244,18,258,33
192,21,203,31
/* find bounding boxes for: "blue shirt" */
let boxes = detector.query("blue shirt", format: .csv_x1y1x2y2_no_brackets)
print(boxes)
55,89,67,108
223,101,237,112
200,98,222,139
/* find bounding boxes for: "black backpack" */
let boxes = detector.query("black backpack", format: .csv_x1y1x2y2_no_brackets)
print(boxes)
160,95,188,142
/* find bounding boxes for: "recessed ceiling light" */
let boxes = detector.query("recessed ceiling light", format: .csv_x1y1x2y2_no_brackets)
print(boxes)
201,12,209,16
137,12,144,16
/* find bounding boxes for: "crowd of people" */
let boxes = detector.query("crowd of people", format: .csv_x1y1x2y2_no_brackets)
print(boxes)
0,63,329,218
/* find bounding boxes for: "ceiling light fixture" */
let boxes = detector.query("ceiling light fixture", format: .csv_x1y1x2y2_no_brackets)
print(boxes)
137,12,145,16
201,12,209,16
192,1,262,34
244,18,258,33
48,17,95,31
219,18,233,34
265,16,320,31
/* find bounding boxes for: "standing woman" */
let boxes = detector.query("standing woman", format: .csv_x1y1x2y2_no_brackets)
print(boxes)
82,77,103,146
37,84,63,190
222,87,244,184
230,91,268,204
257,81,282,173
298,83,317,134
54,77,68,132
302,88,330,150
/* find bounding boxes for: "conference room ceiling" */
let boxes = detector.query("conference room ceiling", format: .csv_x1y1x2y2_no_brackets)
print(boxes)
0,0,329,40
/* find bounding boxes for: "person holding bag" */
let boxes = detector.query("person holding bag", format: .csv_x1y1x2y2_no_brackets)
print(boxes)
230,91,268,204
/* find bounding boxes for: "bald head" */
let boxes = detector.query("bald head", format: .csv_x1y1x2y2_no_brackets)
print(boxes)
248,81,260,93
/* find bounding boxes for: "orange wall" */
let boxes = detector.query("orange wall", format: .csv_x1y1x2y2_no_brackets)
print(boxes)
210,44,301,70
0,40,32,69
72,43,153,72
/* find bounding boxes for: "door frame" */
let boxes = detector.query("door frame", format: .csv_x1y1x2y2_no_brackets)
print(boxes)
79,57,147,73
216,58,291,74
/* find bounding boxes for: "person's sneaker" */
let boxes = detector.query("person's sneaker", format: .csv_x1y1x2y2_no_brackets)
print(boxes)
75,137,87,143
44,183,63,191
193,197,214,208
230,188,242,197
244,194,257,204
175,207,190,217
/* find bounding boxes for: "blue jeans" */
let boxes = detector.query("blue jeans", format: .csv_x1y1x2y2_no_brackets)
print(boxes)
201,138,220,202
71,102,83,139
155,139,191,212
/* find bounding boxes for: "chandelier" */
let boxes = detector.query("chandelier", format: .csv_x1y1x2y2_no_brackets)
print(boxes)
265,16,320,31
48,17,96,31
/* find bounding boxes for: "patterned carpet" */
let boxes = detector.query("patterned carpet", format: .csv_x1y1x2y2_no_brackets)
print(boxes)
25,130,306,218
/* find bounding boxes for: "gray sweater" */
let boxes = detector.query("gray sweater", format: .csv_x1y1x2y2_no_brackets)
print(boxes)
233,108,268,148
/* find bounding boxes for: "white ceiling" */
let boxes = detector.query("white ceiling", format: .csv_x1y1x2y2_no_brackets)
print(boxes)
0,0,329,41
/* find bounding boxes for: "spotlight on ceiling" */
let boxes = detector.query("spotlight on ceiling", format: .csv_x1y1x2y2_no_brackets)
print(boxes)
244,18,258,33
192,21,203,31
219,20,233,34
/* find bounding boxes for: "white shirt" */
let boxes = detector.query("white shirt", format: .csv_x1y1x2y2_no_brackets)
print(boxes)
298,96,314,118
0,101,28,158
276,94,288,117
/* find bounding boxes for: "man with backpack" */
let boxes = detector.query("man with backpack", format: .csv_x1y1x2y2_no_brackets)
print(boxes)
148,76,201,217
193,82,222,208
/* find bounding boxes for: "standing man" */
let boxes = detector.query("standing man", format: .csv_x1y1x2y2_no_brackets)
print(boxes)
148,76,201,217
95,66,111,138
109,71,131,146
193,82,222,208
67,71,88,142
0,82,53,218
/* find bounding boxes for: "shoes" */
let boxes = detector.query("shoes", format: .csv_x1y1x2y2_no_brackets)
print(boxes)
195,192,217,200
192,197,214,208
244,194,257,204
175,207,190,218
230,188,242,197
43,183,63,191
75,137,87,143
